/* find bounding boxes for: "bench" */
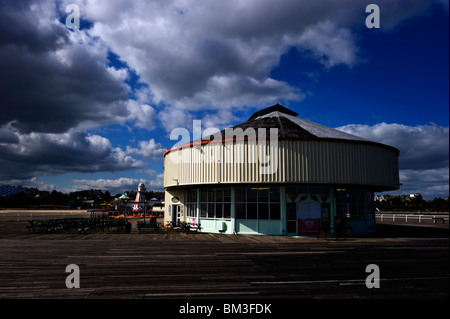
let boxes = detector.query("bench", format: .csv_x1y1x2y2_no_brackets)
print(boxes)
137,218,159,232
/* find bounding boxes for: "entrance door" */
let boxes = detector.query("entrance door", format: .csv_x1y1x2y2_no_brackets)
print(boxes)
286,203,297,233
297,202,321,235
172,205,180,226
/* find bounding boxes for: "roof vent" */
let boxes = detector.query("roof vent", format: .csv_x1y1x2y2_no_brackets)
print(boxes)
248,103,298,121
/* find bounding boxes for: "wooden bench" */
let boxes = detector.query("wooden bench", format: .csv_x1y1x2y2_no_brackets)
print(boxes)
137,219,159,232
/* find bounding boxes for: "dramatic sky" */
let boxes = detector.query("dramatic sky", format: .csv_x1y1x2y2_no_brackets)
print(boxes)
0,0,448,198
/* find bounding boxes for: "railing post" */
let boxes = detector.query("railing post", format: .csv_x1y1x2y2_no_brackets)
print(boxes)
419,215,422,223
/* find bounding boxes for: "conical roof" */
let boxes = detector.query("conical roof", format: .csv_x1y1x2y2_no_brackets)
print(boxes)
219,104,367,141
165,104,399,155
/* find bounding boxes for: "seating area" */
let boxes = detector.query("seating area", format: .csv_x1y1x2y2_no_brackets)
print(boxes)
137,218,159,232
27,218,127,234
26,217,204,234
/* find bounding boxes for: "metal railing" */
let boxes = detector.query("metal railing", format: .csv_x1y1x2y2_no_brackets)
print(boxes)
376,213,448,224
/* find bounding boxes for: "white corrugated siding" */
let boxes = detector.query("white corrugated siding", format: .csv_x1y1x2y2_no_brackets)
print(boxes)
164,140,399,190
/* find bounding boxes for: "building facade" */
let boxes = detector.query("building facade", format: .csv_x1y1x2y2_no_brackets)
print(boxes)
163,104,400,236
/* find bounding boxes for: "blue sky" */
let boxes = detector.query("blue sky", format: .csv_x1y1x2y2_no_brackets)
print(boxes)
0,0,448,198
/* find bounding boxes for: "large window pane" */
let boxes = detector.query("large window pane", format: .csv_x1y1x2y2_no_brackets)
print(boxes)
248,188,258,202
247,203,257,219
215,202,223,219
187,190,196,202
198,187,231,219
236,203,246,219
201,189,207,203
223,188,231,202
258,188,269,202
235,187,245,202
270,203,280,220
208,203,215,218
224,203,231,219
208,189,215,202
269,187,280,202
201,204,207,218
215,188,223,202
258,203,269,219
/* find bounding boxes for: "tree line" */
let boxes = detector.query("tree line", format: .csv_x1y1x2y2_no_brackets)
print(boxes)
376,194,449,212
0,188,164,209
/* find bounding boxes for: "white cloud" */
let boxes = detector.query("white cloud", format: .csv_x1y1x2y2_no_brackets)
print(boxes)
337,122,449,169
2,0,437,136
1,0,444,196
73,177,142,192
296,20,359,68
125,100,157,130
66,0,436,134
72,176,164,194
337,122,449,198
159,108,194,133
126,139,166,159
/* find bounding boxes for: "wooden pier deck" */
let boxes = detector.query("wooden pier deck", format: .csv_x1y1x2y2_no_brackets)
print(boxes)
0,221,448,300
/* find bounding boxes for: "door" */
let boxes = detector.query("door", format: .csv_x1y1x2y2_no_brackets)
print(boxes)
172,205,180,226
297,202,321,235
286,202,297,233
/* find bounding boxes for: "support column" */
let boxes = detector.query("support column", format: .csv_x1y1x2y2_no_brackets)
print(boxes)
230,186,236,234
196,188,201,231
280,186,286,235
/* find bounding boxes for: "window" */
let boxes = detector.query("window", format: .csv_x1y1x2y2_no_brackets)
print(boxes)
236,202,246,219
201,203,207,218
186,189,197,218
335,188,368,221
199,187,231,219
235,186,281,220
366,192,375,222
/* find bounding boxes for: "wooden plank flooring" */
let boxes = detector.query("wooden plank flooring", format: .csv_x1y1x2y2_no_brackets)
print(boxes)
0,221,448,299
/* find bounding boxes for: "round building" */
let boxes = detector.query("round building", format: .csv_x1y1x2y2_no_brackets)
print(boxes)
163,104,400,236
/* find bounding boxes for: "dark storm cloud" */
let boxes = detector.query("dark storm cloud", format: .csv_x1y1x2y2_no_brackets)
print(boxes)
0,0,153,181
0,0,69,53
0,129,144,180
0,0,130,134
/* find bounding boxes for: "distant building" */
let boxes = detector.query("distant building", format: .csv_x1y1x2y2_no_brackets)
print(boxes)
149,199,164,216
163,104,400,236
